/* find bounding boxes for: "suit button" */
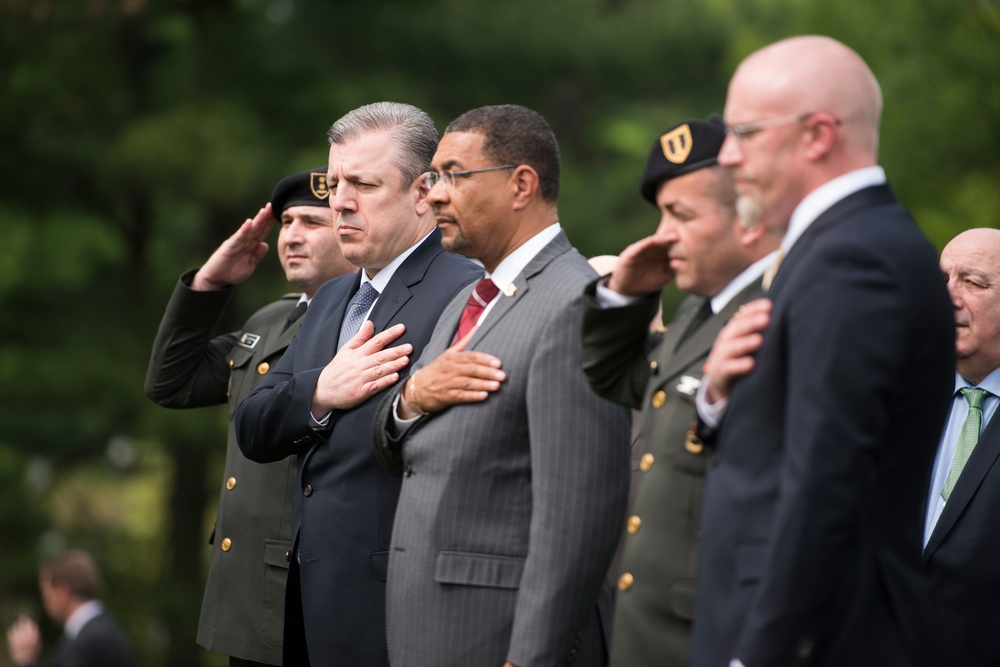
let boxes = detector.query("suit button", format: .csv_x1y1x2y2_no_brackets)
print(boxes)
303,484,313,496
684,430,704,454
626,515,641,534
639,453,654,472
285,550,292,562
651,390,666,408
257,362,270,375
404,465,413,477
220,538,232,552
618,572,634,592
226,477,236,490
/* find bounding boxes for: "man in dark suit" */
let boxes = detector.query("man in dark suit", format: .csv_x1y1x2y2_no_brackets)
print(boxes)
923,228,1000,666
579,116,780,667
145,168,354,666
6,550,135,667
234,102,480,666
372,104,631,667
692,36,955,666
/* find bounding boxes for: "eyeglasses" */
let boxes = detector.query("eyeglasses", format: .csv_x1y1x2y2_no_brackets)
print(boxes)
724,112,840,141
423,165,517,189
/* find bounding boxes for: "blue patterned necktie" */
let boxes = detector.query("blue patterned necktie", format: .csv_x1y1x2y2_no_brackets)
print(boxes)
941,387,989,501
337,282,380,351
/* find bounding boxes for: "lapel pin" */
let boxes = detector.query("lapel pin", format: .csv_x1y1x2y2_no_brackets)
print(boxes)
503,284,517,297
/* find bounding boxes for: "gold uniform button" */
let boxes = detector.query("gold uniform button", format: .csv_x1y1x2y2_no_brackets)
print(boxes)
618,572,634,592
627,515,641,534
640,453,654,472
651,390,666,409
685,430,704,454
226,477,236,491
220,538,232,552
649,360,658,372
257,362,270,375
228,359,234,368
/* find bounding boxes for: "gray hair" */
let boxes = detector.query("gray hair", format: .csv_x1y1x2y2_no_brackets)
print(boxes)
327,102,440,191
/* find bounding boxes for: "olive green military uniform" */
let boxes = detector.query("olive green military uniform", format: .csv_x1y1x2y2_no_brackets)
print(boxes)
145,269,303,666
580,278,763,667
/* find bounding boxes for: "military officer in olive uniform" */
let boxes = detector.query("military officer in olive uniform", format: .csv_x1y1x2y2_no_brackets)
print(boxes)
580,116,781,666
145,168,354,666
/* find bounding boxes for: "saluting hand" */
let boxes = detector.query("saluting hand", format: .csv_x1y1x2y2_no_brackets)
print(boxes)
606,232,676,296
191,204,276,291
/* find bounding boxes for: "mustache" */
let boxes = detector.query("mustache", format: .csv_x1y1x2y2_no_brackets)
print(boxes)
433,209,459,225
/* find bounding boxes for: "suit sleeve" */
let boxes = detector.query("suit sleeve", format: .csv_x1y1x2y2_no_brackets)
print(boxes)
507,291,632,666
144,269,238,408
579,278,662,410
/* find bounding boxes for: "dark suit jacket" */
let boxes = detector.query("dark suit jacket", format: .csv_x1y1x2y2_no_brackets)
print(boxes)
924,407,1000,666
373,233,632,667
234,229,479,666
51,611,136,667
145,270,300,664
692,184,955,667
581,278,764,667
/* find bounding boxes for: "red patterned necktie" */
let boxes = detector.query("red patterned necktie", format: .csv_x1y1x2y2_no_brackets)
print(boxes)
453,278,500,344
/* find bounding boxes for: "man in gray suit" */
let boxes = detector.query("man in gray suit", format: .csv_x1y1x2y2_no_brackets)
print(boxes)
373,104,632,667
579,116,780,667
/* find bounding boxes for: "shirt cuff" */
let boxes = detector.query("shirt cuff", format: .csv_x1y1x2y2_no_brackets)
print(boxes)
696,380,728,428
594,278,643,309
391,393,421,430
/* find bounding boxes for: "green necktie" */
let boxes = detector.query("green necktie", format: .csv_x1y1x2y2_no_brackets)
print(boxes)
941,387,989,501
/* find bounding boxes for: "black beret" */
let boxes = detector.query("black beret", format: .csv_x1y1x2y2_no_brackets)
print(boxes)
270,167,331,215
639,114,726,205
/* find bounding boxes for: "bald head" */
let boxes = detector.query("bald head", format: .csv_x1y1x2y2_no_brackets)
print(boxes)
734,36,883,159
941,228,1000,385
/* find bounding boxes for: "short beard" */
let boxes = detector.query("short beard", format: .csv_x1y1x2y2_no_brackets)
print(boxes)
736,193,764,230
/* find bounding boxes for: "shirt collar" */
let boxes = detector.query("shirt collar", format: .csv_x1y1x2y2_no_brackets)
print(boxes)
710,250,780,314
782,166,886,256
956,367,1000,396
486,223,562,291
65,600,103,639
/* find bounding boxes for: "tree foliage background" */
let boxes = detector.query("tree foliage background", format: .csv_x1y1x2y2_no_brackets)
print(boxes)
0,0,996,664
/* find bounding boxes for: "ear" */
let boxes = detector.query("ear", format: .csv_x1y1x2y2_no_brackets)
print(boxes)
413,176,431,216
803,112,839,161
510,165,540,211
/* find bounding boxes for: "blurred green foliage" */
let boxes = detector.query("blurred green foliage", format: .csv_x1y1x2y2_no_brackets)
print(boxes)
1,0,996,664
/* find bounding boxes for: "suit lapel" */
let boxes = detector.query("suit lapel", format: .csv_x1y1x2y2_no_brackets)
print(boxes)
768,184,898,298
465,232,572,347
656,280,765,387
256,298,304,359
369,228,449,333
924,415,1000,562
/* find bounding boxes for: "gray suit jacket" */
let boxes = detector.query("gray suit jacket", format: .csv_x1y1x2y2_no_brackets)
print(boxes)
581,278,764,667
373,232,632,667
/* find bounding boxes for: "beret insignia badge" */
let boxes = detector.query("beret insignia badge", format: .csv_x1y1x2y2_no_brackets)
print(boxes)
660,124,693,164
310,173,330,200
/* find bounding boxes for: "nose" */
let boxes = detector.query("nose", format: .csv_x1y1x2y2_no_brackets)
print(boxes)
330,182,356,213
425,179,448,207
655,213,680,239
281,218,305,244
945,274,963,310
717,133,742,167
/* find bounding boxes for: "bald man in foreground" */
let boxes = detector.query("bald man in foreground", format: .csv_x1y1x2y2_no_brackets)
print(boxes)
694,36,954,666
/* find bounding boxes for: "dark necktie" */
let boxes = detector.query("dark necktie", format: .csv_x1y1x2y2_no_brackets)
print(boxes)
677,300,713,346
337,282,380,351
282,301,308,333
453,278,500,344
